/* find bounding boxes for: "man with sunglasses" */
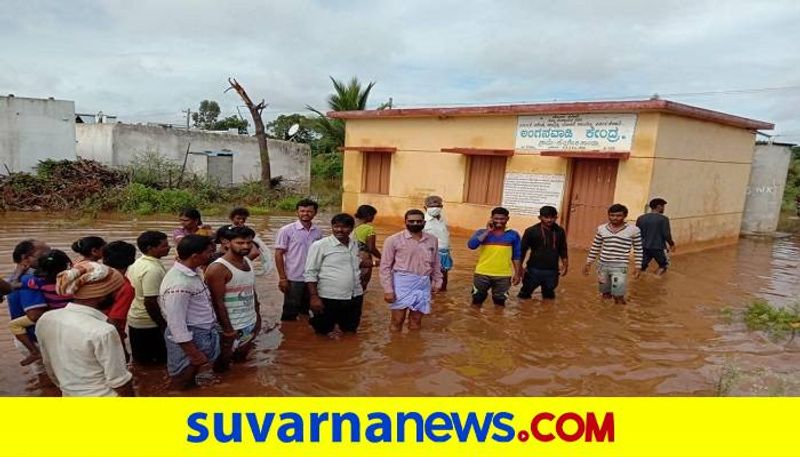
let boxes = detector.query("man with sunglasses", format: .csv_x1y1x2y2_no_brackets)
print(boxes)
380,209,442,332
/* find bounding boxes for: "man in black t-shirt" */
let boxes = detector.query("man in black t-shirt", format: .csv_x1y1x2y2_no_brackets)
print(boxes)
636,198,676,276
517,206,568,300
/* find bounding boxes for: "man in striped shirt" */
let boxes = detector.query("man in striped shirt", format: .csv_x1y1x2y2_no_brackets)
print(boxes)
581,204,643,304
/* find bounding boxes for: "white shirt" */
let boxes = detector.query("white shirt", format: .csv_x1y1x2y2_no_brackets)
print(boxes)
423,214,451,250
35,303,132,397
304,235,363,300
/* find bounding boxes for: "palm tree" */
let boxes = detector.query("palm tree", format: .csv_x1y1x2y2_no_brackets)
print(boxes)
307,76,380,153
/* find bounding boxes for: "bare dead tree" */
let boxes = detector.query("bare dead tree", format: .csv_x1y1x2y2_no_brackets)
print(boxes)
226,77,271,186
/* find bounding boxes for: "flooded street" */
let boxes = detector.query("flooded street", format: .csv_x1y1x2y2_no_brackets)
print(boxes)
1,212,799,396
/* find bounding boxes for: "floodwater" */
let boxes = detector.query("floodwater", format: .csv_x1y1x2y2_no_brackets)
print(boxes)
1,212,799,397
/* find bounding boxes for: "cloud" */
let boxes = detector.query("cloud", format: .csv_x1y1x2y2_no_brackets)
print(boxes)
1,0,798,138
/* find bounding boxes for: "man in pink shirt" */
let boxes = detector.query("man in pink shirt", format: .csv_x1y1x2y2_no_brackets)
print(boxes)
379,209,443,332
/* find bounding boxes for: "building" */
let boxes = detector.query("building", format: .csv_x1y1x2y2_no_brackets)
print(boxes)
0,95,77,173
330,99,773,250
76,123,310,190
740,141,795,234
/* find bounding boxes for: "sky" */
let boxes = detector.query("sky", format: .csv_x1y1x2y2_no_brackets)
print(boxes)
1,0,799,140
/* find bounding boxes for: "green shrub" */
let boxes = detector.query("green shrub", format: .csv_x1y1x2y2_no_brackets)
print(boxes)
311,152,343,179
743,300,800,340
118,183,200,215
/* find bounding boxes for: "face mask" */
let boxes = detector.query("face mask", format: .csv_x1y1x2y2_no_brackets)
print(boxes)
406,224,425,233
426,207,442,217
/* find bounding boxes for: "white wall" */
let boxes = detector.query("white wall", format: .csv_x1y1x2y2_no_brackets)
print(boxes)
0,96,76,173
741,143,793,233
76,123,310,190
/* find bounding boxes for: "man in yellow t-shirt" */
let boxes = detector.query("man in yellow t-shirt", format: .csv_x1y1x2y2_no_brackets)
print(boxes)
127,231,170,365
467,207,522,307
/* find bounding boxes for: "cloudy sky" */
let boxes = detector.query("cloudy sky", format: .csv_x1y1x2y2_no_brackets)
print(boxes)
2,0,799,139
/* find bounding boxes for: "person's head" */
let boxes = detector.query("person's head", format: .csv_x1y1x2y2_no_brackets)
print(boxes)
355,204,378,223
13,239,50,268
538,205,558,228
649,198,668,214
136,231,170,258
296,198,319,223
71,236,106,261
229,207,250,226
179,208,203,231
176,235,215,268
330,213,355,243
219,226,255,258
405,209,426,233
490,207,510,230
103,241,137,273
36,250,72,284
56,261,124,310
12,239,35,265
607,203,629,225
424,195,444,218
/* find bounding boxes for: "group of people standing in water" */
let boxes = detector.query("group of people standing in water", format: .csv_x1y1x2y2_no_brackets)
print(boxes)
0,194,673,395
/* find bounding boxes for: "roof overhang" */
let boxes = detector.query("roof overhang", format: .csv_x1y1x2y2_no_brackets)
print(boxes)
328,99,773,131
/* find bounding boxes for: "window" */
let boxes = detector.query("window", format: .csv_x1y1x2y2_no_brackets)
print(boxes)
464,155,507,205
361,151,392,194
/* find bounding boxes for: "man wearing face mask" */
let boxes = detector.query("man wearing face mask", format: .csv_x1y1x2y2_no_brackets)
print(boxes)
380,209,443,332
467,207,523,307
35,262,134,397
422,195,452,292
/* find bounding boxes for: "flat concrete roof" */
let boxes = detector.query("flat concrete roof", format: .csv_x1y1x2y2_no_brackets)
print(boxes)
329,99,774,131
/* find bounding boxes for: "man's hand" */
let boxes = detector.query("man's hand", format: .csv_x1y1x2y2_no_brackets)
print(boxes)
253,315,262,337
310,295,324,313
187,348,209,367
582,264,591,276
633,268,642,279
512,273,522,286
560,262,569,277
384,292,396,304
432,285,441,294
668,245,676,253
278,279,289,294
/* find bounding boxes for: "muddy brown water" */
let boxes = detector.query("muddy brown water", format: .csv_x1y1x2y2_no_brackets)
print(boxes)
1,212,799,396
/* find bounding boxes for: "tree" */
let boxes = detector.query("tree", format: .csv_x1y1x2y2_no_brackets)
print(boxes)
306,76,386,153
214,115,249,134
226,78,271,186
191,100,221,130
266,114,318,143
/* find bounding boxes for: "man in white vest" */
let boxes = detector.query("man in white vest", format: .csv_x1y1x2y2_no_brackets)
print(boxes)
205,226,262,372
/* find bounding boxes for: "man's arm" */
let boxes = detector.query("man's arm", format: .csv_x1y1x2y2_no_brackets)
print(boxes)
582,230,603,275
431,239,443,291
558,228,569,276
632,229,644,277
378,236,396,295
144,296,167,329
274,249,288,292
95,329,135,396
520,228,532,266
205,263,234,334
303,242,324,312
664,218,675,251
511,232,523,285
141,269,167,328
467,228,489,250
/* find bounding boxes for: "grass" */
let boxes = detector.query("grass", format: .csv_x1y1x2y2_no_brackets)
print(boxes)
742,300,800,342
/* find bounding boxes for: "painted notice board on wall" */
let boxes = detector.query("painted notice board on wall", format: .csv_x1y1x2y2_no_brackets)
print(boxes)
515,113,637,151
502,173,566,215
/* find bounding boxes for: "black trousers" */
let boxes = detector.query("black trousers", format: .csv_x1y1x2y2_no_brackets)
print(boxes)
282,281,311,321
309,295,364,334
129,326,167,365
